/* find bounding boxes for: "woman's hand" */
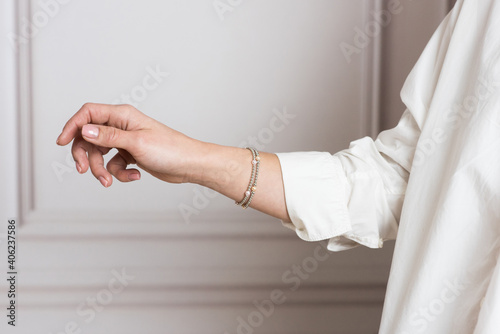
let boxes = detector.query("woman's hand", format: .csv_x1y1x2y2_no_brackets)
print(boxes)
56,103,204,187
56,103,290,221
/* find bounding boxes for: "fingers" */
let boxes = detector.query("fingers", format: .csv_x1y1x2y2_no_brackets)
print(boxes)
72,138,140,186
56,103,140,146
88,145,113,188
81,123,135,152
57,103,149,187
106,149,141,182
71,137,92,174
71,137,112,175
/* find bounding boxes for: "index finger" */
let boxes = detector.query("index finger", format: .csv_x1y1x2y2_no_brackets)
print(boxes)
56,103,133,146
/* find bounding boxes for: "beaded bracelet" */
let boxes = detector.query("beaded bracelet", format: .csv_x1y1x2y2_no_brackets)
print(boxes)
235,147,260,209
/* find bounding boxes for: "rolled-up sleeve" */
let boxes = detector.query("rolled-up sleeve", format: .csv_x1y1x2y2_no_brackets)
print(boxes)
276,109,419,251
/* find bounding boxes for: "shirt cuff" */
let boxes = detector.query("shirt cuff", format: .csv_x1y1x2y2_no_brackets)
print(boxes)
276,151,352,242
276,149,390,252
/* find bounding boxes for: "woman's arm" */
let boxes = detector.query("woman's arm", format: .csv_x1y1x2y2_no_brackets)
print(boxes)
56,103,291,222
192,143,290,221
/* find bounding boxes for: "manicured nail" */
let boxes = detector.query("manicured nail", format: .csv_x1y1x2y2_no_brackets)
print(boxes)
76,162,82,173
128,173,140,181
82,125,99,139
99,176,109,187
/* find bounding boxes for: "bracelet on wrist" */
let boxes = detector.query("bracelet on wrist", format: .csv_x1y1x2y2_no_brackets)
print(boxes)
235,147,260,209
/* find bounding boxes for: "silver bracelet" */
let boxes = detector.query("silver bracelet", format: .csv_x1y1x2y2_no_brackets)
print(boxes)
235,147,260,209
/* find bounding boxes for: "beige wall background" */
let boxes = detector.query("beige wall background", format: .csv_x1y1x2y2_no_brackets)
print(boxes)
380,0,454,130
0,0,453,333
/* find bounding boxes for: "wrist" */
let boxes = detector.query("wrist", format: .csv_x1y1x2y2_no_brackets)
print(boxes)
189,143,250,193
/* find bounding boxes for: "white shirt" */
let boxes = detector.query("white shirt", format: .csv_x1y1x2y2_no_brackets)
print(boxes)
276,0,500,332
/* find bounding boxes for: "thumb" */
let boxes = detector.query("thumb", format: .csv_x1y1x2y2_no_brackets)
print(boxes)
81,124,133,150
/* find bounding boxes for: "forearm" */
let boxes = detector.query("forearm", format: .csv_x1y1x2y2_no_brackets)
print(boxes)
189,142,291,222
57,103,291,222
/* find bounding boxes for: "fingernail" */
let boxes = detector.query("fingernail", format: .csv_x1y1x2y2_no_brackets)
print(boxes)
82,125,99,139
128,173,141,181
76,162,82,173
99,176,109,187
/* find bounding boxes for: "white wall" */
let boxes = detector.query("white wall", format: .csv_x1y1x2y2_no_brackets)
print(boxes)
0,0,452,333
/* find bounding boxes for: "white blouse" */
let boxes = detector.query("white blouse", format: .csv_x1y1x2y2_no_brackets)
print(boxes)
276,0,500,332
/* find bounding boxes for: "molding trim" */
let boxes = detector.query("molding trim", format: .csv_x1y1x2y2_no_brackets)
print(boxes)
19,210,291,238
0,1,20,222
360,0,382,138
17,284,387,307
17,0,34,227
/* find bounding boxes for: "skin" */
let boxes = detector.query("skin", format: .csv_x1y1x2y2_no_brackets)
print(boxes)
56,103,291,222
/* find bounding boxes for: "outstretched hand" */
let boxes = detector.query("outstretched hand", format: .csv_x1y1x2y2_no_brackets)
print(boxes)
56,103,290,221
56,103,203,187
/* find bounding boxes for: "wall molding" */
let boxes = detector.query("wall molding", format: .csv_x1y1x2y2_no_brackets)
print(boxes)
0,1,19,223
13,235,394,307
361,0,382,138
16,0,34,229
21,284,387,307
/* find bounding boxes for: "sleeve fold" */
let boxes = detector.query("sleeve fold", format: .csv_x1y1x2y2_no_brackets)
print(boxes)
276,109,419,252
